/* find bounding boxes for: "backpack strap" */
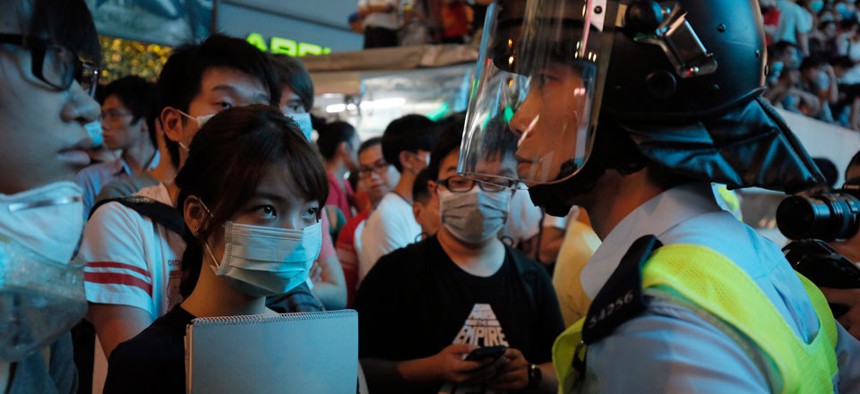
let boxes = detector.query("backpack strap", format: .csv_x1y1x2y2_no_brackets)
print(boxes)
90,196,187,238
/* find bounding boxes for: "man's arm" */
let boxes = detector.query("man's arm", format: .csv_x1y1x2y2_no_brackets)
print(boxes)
311,215,347,309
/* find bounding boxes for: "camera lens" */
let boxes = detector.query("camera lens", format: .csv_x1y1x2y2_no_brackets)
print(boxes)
776,192,860,240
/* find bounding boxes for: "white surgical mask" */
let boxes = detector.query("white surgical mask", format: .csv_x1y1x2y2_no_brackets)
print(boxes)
204,221,322,297
439,188,510,244
0,181,87,362
285,112,314,141
177,109,216,129
85,120,103,147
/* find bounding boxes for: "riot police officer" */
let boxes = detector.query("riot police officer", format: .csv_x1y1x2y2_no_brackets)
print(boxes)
458,0,860,391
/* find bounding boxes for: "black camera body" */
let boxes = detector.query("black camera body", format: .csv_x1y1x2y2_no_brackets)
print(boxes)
777,180,860,318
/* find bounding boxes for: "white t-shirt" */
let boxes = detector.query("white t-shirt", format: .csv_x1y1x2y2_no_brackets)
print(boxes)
80,183,184,316
358,193,421,284
357,0,401,30
774,0,813,44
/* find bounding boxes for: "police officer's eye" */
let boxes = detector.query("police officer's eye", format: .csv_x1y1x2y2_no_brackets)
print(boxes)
217,101,233,109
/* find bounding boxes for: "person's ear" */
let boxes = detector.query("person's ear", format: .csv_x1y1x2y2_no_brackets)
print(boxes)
398,151,413,172
184,196,209,238
412,203,424,227
338,141,351,158
137,117,149,135
161,107,185,143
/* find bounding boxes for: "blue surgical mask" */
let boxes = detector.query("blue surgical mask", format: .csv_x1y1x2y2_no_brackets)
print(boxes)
84,120,103,147
811,0,825,12
285,112,314,141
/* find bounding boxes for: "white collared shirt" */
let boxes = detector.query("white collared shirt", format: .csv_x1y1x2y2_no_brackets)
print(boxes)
576,183,860,392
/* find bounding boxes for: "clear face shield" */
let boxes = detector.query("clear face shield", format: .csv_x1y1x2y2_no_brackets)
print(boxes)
459,0,618,188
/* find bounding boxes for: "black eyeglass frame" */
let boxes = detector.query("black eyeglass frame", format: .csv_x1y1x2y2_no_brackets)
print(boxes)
0,33,99,97
436,175,516,193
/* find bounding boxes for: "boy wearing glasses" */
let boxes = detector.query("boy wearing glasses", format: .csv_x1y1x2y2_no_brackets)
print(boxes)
354,122,563,394
75,76,159,216
0,0,100,392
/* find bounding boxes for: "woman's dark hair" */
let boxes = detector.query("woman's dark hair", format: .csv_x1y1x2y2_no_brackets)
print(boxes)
174,105,328,297
316,121,357,161
270,54,314,112
156,34,281,168
12,0,101,62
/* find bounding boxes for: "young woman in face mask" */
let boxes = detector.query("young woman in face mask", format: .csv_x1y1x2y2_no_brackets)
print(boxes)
354,121,563,394
103,105,328,394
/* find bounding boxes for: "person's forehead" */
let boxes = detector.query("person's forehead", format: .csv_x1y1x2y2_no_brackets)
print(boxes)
359,144,383,164
254,160,305,202
439,150,460,177
475,155,515,176
198,67,268,101
102,95,127,110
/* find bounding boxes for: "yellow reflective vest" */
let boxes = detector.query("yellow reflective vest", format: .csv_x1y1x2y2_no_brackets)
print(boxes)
553,244,839,393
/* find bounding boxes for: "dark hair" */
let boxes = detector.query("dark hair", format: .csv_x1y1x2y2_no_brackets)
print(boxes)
381,114,438,172
847,150,860,181
813,157,839,188
427,119,465,180
800,56,827,72
358,136,382,156
100,76,158,147
316,121,357,160
174,105,328,297
11,0,101,64
412,168,433,203
270,54,314,112
156,34,281,168
832,56,855,69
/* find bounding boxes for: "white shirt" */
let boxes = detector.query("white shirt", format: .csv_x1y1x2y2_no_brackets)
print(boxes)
358,192,421,284
577,183,860,392
357,0,401,30
774,0,813,44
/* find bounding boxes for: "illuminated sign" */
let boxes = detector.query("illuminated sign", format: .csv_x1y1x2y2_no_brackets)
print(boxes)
246,33,332,56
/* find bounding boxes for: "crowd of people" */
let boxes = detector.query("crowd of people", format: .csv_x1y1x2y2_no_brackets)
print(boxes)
4,0,860,393
763,0,860,130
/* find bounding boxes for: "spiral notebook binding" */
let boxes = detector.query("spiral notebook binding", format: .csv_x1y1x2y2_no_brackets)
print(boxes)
190,309,357,327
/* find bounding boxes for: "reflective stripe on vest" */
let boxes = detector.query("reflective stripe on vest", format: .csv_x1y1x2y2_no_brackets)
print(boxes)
552,243,838,394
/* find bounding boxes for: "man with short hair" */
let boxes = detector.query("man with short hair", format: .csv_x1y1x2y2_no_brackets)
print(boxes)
78,34,281,391
356,123,562,394
358,114,438,282
75,76,159,216
460,0,860,391
0,0,100,391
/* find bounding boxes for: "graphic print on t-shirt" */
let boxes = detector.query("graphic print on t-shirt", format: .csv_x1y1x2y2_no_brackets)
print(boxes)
439,303,509,394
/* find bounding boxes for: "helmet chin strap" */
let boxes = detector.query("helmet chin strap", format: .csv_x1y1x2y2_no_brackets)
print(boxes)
527,122,648,217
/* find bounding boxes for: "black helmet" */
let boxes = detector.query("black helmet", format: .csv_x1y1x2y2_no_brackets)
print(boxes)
458,0,823,215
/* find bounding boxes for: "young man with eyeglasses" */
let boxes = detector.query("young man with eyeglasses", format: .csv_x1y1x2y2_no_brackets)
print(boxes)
358,114,438,284
354,122,563,394
75,76,159,217
0,0,100,392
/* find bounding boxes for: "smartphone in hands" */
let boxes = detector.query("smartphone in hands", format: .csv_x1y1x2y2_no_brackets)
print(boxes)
463,346,507,362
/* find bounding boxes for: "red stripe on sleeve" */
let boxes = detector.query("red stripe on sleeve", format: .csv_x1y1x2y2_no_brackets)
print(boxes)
87,261,151,278
84,272,153,295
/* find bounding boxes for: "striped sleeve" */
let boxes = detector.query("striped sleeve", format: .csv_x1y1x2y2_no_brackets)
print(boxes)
78,202,154,314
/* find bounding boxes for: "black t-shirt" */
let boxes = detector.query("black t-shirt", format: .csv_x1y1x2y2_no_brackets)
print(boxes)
103,305,192,394
355,236,563,388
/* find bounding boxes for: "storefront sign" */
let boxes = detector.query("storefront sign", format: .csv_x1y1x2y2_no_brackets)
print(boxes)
246,33,331,56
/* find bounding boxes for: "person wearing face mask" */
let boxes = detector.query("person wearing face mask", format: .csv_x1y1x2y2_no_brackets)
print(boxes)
358,114,439,283
775,0,814,56
270,53,348,311
354,122,563,394
103,105,328,393
77,33,284,392
0,0,101,392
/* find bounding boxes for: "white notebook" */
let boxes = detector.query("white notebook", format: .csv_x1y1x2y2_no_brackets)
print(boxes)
185,310,358,394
